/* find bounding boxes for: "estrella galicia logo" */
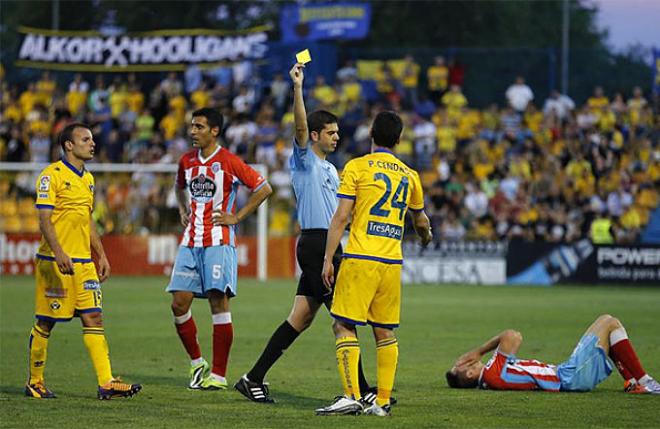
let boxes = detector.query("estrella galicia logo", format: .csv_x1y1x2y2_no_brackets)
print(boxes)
50,301,61,310
189,174,216,203
83,280,100,290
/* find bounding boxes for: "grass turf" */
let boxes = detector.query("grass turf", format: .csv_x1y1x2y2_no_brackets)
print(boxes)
1,276,659,428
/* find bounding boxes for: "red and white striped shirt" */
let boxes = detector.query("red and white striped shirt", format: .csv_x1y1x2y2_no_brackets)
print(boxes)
479,350,561,391
176,146,266,248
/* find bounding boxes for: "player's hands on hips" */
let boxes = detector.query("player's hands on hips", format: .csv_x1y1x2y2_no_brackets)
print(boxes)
321,256,334,291
212,209,239,225
97,255,111,282
289,62,305,87
55,250,74,275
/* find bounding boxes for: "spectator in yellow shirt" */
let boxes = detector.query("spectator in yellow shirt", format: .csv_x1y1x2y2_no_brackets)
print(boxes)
35,71,56,106
19,83,38,117
311,75,338,108
191,82,211,110
587,86,609,118
401,54,420,106
159,109,181,141
126,84,145,114
427,56,449,104
441,85,468,122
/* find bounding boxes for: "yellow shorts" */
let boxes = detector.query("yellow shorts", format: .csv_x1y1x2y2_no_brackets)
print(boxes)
330,258,402,328
34,258,101,322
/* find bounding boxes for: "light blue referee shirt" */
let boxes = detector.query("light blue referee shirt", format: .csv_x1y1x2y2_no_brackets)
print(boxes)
288,138,339,229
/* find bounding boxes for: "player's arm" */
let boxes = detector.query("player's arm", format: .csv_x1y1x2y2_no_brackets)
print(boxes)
175,185,189,228
89,216,110,282
322,198,354,290
212,182,273,226
290,62,309,148
410,210,433,246
454,330,523,367
38,208,73,275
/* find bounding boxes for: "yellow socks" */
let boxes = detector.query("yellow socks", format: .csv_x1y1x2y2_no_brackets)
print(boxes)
335,336,361,400
82,327,113,386
376,337,398,406
28,324,50,384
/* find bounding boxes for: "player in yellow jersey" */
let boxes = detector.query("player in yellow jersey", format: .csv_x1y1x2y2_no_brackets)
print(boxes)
316,111,433,417
26,123,141,400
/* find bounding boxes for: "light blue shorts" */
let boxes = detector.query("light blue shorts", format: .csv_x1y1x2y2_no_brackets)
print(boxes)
557,334,613,391
166,246,238,298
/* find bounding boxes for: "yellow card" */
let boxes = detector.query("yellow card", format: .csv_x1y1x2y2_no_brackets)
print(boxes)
296,49,311,64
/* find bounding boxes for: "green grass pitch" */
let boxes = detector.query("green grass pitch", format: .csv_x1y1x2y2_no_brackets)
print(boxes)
1,276,659,428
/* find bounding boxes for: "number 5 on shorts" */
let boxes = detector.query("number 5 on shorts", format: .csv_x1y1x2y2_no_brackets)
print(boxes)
212,265,223,279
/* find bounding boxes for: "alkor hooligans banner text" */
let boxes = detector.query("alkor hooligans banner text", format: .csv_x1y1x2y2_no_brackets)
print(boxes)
15,26,270,71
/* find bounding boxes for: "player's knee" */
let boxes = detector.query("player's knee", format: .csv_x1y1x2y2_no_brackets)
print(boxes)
36,319,55,333
504,329,522,342
82,312,103,327
171,301,190,316
597,314,613,323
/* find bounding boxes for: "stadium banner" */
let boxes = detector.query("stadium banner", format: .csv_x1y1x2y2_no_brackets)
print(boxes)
507,240,660,285
14,26,270,72
401,241,507,285
0,233,296,278
280,2,371,42
654,48,660,95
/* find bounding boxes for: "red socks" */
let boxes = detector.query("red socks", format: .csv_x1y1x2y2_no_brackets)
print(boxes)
212,313,233,377
174,313,201,360
609,328,646,381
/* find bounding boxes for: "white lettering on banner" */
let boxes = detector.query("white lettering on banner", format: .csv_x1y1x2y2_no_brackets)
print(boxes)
18,32,269,67
147,235,178,264
0,234,40,263
401,257,506,285
597,247,660,266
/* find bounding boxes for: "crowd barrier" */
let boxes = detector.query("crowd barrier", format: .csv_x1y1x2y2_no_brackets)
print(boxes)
2,233,658,285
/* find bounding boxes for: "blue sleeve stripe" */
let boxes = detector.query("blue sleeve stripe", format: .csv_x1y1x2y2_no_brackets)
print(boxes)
252,181,269,192
337,193,356,200
330,313,367,326
35,204,55,209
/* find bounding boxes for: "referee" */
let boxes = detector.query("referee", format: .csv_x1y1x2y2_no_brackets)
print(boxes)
235,62,374,403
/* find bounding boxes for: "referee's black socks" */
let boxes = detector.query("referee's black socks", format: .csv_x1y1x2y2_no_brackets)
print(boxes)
247,320,300,384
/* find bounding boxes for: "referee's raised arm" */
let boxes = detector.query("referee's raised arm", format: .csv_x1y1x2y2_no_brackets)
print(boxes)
290,62,309,148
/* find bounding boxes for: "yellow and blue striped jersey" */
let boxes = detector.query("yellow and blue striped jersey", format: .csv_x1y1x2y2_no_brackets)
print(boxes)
337,149,424,264
34,159,95,261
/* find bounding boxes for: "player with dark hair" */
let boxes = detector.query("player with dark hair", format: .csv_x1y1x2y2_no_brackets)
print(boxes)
316,111,433,416
235,63,376,404
167,108,272,390
446,314,660,394
27,123,141,400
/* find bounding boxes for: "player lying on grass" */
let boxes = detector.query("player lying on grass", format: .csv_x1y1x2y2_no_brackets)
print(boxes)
446,314,660,394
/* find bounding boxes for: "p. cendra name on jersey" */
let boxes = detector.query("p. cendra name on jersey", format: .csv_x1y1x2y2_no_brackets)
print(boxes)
368,160,410,174
189,175,216,203
367,221,403,240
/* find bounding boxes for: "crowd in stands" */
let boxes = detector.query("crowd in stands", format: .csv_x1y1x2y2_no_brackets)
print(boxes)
1,55,658,244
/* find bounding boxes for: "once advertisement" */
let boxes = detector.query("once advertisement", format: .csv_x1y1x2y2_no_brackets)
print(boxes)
402,241,507,285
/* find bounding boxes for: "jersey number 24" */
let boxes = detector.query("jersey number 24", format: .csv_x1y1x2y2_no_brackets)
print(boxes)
369,173,409,221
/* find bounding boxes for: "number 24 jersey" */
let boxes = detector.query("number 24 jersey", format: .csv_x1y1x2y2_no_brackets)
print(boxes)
337,149,424,264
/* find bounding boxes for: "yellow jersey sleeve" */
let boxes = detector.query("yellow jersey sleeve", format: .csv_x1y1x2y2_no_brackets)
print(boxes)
337,160,360,200
35,165,60,209
408,170,424,211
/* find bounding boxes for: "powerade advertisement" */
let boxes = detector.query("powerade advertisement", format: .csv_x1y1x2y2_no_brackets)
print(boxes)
507,240,660,285
280,2,371,42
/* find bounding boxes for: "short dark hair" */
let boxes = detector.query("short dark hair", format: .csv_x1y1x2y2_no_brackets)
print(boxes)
307,110,338,135
445,370,479,389
192,108,224,133
371,111,403,148
58,122,91,151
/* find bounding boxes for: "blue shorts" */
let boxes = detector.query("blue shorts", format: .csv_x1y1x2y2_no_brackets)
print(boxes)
166,246,237,298
557,334,613,391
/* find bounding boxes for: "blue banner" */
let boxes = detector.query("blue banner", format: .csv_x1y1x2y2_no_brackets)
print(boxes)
654,48,660,95
280,2,371,42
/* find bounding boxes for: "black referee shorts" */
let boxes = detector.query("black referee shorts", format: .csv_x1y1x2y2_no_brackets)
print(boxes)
295,229,342,305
